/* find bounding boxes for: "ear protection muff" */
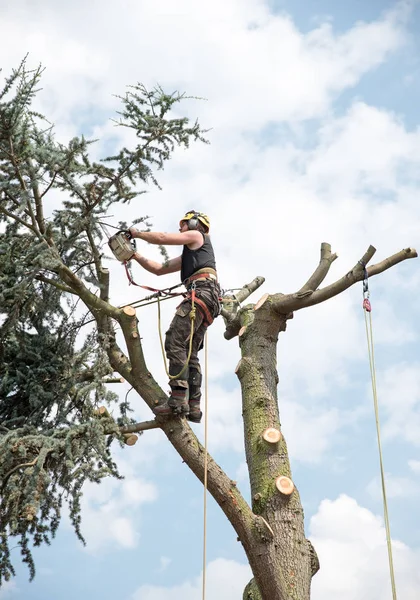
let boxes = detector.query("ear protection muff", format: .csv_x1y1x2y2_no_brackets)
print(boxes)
187,216,199,230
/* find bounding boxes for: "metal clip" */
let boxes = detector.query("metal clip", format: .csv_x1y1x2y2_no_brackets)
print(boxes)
363,298,372,312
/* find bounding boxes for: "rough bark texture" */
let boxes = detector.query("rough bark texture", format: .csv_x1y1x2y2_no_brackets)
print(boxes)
236,301,313,600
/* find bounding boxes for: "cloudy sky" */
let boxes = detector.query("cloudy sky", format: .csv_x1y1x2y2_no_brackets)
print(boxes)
1,0,420,598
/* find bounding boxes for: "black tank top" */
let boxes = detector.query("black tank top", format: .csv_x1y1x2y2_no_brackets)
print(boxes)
181,234,216,282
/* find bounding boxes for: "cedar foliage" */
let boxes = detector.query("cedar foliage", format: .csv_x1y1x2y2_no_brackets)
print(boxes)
0,58,207,583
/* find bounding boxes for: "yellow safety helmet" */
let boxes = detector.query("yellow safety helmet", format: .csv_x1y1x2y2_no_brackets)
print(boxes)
179,210,210,232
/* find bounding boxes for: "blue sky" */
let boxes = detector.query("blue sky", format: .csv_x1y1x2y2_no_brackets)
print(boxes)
1,1,420,599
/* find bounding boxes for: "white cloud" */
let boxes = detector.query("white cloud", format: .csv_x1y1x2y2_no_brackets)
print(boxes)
0,581,18,599
130,558,251,600
156,556,172,573
310,495,420,600
306,102,420,194
374,364,420,446
408,459,420,473
128,495,420,600
236,461,249,483
68,456,158,554
281,401,342,463
367,473,420,500
0,0,410,132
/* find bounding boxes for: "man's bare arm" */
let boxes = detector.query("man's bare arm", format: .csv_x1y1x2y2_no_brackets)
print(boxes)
129,229,203,248
132,254,182,276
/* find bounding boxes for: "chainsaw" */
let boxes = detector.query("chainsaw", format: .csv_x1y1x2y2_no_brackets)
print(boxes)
108,230,137,262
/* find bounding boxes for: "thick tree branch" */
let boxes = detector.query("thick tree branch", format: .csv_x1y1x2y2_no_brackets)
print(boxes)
0,205,39,235
297,242,338,294
8,137,42,239
222,276,265,339
159,417,257,550
86,226,102,280
234,276,266,304
35,274,75,294
224,315,243,340
27,159,46,234
271,246,417,313
120,420,160,433
57,261,121,320
118,306,151,391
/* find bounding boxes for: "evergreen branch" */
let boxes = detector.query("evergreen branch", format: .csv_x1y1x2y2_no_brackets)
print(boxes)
8,137,42,240
35,274,76,294
39,170,58,199
1,449,53,489
85,226,102,279
0,205,39,234
58,264,121,320
27,159,46,233
73,260,97,274
3,189,31,218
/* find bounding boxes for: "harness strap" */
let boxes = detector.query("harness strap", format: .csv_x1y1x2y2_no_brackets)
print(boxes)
124,262,182,297
184,270,218,286
188,294,214,326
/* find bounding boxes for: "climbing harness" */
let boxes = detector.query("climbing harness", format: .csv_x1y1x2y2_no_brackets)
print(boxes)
101,220,217,412
360,263,398,600
157,283,197,380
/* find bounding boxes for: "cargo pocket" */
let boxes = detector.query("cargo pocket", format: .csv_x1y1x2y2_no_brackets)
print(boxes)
175,301,191,318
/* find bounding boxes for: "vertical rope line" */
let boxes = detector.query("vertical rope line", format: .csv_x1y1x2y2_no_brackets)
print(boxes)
364,309,398,600
202,331,209,600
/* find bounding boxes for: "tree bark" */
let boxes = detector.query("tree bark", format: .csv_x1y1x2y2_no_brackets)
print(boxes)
235,302,313,600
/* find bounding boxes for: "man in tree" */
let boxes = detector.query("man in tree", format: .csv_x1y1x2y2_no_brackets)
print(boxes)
129,210,220,423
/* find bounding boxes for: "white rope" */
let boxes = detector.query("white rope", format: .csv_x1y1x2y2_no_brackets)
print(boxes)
363,301,398,600
202,331,209,600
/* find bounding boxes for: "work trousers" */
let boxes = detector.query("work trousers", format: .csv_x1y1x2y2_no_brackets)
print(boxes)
164,280,220,400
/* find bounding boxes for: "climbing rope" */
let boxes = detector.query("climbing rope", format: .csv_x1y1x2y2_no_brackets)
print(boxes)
361,266,398,600
202,331,209,600
101,219,210,595
156,285,197,380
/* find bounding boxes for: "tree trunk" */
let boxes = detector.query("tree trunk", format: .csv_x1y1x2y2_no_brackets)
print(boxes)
236,300,314,600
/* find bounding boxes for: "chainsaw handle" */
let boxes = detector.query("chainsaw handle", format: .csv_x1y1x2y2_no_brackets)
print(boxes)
117,229,133,240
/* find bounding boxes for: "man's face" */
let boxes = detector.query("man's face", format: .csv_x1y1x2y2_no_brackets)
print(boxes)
179,221,189,232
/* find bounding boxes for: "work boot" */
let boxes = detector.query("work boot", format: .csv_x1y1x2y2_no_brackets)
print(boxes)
187,367,202,423
168,387,189,414
153,387,189,416
187,400,202,423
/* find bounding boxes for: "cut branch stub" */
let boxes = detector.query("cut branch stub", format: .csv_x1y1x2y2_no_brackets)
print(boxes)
262,427,282,444
123,433,138,446
239,326,247,337
123,305,136,317
254,293,269,311
94,406,111,418
275,475,294,496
